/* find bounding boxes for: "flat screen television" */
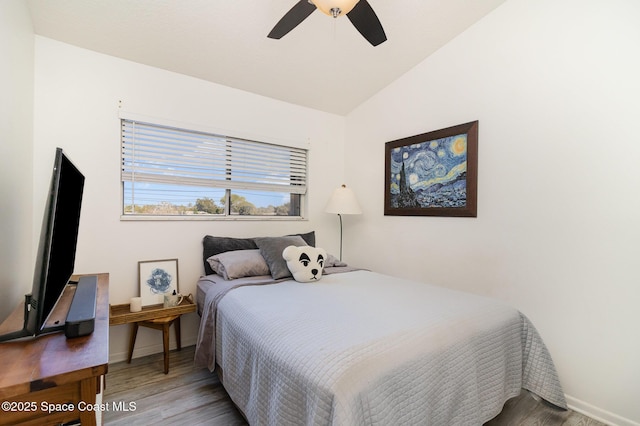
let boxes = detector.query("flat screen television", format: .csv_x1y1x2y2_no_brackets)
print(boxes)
0,148,85,342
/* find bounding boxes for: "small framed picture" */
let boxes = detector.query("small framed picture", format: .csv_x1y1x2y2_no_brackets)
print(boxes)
138,259,179,307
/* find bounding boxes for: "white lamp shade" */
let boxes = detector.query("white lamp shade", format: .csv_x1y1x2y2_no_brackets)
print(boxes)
325,184,362,215
311,0,359,17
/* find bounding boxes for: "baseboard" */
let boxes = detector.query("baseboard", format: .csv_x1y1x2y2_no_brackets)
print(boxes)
108,334,198,364
566,394,639,426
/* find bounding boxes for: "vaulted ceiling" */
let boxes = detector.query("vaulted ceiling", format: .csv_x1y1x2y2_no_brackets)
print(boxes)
27,0,506,115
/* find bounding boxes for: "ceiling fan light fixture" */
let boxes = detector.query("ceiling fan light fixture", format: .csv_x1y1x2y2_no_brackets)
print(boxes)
311,0,360,18
269,0,386,47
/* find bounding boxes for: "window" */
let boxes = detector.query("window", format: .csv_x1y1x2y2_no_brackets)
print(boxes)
121,119,307,218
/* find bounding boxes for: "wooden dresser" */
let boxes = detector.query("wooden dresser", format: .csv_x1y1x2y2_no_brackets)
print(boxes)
0,273,109,425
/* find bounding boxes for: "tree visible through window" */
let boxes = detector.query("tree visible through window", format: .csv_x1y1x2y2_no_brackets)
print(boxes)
121,119,307,218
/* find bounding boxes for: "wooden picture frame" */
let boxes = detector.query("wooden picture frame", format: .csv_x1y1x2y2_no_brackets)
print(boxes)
384,121,478,217
138,258,179,307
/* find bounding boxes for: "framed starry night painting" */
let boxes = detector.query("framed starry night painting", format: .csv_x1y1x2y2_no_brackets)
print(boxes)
384,121,478,217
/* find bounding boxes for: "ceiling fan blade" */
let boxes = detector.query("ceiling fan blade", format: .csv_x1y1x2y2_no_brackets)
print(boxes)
346,0,387,46
268,0,317,39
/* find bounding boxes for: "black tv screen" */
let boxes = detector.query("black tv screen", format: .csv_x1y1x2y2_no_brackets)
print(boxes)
0,148,84,341
33,148,85,331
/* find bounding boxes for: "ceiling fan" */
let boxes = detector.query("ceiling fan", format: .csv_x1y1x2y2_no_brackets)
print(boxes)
268,0,387,47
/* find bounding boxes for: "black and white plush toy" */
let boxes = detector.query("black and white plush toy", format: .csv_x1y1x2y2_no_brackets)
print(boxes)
282,245,327,282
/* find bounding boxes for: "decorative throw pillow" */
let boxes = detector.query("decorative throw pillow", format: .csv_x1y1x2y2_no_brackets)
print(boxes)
282,245,327,283
206,249,270,280
254,235,307,279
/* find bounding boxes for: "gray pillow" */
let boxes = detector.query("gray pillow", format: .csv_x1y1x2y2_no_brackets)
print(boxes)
206,249,270,280
254,235,307,279
202,236,257,275
325,253,347,267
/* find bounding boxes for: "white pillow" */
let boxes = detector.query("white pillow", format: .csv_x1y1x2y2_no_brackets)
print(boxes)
282,245,327,283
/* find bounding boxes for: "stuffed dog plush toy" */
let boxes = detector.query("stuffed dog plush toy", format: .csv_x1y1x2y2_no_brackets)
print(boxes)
282,245,327,282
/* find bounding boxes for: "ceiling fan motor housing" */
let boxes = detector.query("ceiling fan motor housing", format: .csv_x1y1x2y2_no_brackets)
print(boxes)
311,0,359,17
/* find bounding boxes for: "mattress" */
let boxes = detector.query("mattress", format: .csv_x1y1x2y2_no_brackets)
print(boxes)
195,269,566,425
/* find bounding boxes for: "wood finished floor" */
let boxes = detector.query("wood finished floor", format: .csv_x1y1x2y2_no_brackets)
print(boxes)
103,345,606,426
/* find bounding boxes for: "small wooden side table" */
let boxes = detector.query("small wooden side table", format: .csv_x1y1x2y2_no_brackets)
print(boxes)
128,315,180,374
109,297,195,374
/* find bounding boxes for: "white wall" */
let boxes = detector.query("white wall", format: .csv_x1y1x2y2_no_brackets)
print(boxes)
0,1,34,322
33,36,346,361
345,0,640,425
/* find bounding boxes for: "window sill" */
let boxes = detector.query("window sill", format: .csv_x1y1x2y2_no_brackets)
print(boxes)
120,214,307,222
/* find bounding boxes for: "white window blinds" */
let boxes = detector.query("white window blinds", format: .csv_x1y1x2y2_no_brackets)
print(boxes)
121,119,308,194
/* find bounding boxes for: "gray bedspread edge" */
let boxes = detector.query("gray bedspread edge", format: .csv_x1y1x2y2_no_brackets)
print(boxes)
520,312,567,409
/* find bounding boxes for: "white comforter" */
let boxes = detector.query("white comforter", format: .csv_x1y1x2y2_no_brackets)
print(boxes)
206,270,566,425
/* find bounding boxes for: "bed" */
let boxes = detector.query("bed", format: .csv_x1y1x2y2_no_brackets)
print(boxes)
194,234,567,425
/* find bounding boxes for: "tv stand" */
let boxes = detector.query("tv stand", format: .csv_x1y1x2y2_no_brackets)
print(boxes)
0,273,109,426
0,295,36,342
